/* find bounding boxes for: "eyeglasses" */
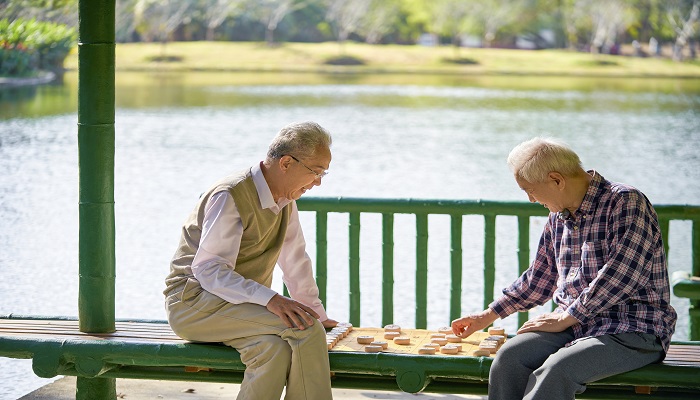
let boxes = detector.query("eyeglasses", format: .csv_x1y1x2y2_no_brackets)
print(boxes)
289,155,328,180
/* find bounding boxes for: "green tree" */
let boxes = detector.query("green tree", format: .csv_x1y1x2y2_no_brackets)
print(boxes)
249,0,311,45
666,0,699,60
358,0,402,44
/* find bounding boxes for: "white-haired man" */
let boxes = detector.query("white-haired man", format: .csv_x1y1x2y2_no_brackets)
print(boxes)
452,137,676,399
164,121,337,400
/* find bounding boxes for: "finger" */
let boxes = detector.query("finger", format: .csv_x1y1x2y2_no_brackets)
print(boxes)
278,312,294,329
297,303,320,320
290,304,318,330
461,325,480,338
287,309,308,330
297,308,316,329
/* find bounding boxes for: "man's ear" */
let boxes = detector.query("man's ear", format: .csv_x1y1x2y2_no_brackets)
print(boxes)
279,155,293,172
548,172,566,189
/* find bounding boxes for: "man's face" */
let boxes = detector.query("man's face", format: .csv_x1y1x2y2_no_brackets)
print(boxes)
284,146,331,201
515,174,566,213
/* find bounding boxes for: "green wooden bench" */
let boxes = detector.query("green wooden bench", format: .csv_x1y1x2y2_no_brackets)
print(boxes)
1,316,699,399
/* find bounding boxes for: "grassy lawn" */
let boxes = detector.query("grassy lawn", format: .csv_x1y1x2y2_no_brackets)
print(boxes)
63,41,700,78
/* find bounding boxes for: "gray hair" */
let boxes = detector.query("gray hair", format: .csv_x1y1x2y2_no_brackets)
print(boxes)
266,121,332,160
507,137,583,183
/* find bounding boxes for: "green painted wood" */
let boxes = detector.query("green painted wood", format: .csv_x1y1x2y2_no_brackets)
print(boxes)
298,198,700,219
450,215,463,322
78,0,116,335
316,212,328,305
517,216,531,328
298,198,700,331
483,215,496,311
660,217,670,260
692,221,700,340
349,212,361,326
382,213,395,326
415,214,428,329
77,0,116,397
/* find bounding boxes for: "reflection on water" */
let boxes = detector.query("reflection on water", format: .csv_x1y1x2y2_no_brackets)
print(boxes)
1,71,699,398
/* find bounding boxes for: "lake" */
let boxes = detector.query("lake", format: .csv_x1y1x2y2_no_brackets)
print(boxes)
1,71,699,399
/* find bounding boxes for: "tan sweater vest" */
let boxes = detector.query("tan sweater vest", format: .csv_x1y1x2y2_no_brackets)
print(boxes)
165,168,290,294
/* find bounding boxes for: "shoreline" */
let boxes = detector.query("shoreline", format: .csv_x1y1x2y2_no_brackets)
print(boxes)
0,71,56,88
67,66,700,79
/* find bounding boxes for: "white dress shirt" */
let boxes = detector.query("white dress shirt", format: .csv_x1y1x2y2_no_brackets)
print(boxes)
190,162,328,321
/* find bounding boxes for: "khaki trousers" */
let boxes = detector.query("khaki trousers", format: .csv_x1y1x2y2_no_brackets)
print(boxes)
165,278,333,400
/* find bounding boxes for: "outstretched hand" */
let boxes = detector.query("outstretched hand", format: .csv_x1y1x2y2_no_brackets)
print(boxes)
517,312,577,334
451,308,499,338
266,294,320,330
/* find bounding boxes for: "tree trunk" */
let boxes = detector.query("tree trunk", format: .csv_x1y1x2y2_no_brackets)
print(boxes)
266,28,275,46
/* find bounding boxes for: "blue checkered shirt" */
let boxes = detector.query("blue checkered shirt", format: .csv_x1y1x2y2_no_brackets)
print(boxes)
490,172,677,352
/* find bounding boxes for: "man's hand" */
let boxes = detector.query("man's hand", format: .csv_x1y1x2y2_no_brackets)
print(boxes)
451,308,499,338
266,294,319,330
517,311,578,334
321,319,339,329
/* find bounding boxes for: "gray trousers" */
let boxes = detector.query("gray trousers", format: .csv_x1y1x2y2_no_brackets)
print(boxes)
488,328,664,400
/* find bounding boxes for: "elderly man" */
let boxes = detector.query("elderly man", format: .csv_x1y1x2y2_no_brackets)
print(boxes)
164,121,337,400
452,137,676,400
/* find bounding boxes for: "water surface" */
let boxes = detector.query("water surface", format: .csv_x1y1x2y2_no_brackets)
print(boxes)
1,71,699,399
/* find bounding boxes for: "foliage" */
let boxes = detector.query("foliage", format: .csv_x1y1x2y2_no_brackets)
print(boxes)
0,18,77,76
0,0,698,62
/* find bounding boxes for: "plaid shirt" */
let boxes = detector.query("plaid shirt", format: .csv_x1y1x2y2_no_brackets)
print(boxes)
490,171,676,352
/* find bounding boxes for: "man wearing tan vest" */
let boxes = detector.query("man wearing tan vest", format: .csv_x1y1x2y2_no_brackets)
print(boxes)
164,121,337,400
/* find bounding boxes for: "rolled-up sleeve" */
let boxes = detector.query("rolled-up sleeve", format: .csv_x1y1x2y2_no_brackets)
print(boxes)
490,218,558,318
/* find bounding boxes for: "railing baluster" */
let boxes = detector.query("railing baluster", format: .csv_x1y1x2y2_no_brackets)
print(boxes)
659,217,670,260
316,212,328,306
483,215,496,311
694,220,700,277
349,212,361,326
450,214,463,322
517,216,530,328
416,214,428,329
692,220,700,340
382,213,395,326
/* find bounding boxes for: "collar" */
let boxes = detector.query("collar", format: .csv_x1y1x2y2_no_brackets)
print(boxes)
251,162,291,213
573,170,605,218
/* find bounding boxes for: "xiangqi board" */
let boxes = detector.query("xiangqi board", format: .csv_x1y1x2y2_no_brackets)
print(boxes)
327,326,506,357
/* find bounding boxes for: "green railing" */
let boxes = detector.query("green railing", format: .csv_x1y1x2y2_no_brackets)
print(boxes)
297,197,700,339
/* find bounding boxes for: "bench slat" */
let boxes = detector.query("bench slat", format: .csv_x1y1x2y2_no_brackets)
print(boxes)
2,319,698,367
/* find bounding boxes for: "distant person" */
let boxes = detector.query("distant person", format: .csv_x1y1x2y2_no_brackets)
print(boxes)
452,137,676,400
164,121,337,400
649,37,659,57
632,40,644,57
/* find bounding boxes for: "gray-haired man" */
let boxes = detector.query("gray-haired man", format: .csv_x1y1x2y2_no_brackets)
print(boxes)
165,121,337,399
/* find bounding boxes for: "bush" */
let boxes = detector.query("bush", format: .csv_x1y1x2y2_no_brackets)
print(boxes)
323,55,366,65
0,44,37,76
0,18,77,76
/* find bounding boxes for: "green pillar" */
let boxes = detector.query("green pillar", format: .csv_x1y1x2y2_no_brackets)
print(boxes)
77,0,116,398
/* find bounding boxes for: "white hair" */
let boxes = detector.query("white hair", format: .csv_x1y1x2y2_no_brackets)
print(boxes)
266,121,332,160
507,137,583,183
